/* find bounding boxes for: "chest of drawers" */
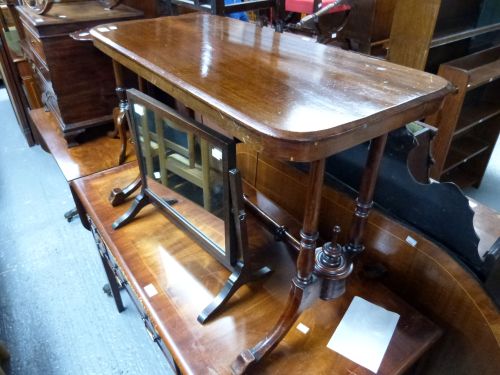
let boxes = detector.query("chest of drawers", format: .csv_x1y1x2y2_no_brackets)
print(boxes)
17,1,143,144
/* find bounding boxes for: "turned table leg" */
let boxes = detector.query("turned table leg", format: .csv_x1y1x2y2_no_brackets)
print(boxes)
232,134,390,373
232,159,325,374
346,134,388,255
110,61,129,165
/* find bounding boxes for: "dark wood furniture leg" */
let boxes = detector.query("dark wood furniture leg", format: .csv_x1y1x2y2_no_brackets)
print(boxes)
109,175,142,206
112,192,151,230
198,169,272,324
99,253,125,313
198,264,272,324
232,159,325,374
109,61,129,165
232,136,389,372
64,207,79,222
69,183,90,230
64,129,86,148
89,218,125,313
115,89,128,165
346,134,388,255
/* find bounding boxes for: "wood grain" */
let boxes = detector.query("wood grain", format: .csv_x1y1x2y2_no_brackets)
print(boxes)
235,145,500,375
72,162,443,375
91,13,452,161
17,2,143,138
388,0,441,70
30,107,136,181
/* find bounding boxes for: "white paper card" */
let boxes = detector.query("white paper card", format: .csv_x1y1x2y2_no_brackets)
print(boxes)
405,235,418,247
144,283,158,298
327,296,400,373
296,322,310,334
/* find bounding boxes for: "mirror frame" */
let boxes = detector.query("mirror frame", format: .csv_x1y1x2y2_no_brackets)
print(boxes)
126,89,238,270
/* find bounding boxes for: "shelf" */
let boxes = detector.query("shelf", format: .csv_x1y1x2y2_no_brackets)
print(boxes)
442,46,500,90
467,59,500,89
443,136,489,174
455,102,500,135
441,166,480,188
430,22,500,48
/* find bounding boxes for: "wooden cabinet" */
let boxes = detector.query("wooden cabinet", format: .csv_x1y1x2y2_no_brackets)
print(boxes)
337,0,397,55
0,2,42,146
389,0,500,71
16,1,143,144
426,46,500,188
388,0,500,187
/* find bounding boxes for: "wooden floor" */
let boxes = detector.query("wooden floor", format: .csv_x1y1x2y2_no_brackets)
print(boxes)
0,89,172,374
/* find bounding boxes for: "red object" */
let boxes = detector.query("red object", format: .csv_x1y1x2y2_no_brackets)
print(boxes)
285,0,351,15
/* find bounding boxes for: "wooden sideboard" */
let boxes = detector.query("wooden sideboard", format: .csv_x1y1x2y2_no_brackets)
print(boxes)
72,161,444,374
17,1,143,144
88,14,452,372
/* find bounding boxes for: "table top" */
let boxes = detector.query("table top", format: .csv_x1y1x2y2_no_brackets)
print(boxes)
91,14,453,161
30,108,136,182
18,1,142,27
72,162,442,374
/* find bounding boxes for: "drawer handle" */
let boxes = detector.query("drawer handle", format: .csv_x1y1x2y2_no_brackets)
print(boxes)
142,316,160,342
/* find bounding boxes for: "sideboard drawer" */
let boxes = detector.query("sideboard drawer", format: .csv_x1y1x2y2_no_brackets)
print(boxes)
23,24,47,65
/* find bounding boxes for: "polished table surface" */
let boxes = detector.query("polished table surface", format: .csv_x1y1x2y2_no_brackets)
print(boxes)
30,108,136,182
90,14,452,161
18,1,142,29
72,162,442,374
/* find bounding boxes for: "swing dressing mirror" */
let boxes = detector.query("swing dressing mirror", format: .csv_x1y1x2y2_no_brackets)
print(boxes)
126,89,237,269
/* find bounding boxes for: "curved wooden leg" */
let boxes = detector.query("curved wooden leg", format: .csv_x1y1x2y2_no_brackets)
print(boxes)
109,175,142,207
232,277,320,373
198,265,272,324
112,192,150,230
107,127,119,139
232,159,326,373
115,106,128,165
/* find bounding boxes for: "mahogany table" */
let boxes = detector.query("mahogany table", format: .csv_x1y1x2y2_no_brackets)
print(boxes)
89,13,452,372
30,107,136,182
71,162,442,375
30,107,137,220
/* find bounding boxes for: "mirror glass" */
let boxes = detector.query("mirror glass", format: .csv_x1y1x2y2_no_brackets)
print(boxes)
129,96,228,255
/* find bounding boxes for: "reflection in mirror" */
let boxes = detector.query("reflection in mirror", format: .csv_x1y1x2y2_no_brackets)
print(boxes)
121,89,272,324
130,99,229,255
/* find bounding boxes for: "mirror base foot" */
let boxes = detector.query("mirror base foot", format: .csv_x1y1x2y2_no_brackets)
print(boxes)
198,264,272,324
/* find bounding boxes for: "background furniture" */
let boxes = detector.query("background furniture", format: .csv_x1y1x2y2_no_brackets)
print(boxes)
426,46,500,188
387,0,500,187
337,0,397,54
164,0,276,19
16,1,143,144
73,161,444,375
389,0,500,72
29,107,136,181
0,1,42,146
236,145,500,375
